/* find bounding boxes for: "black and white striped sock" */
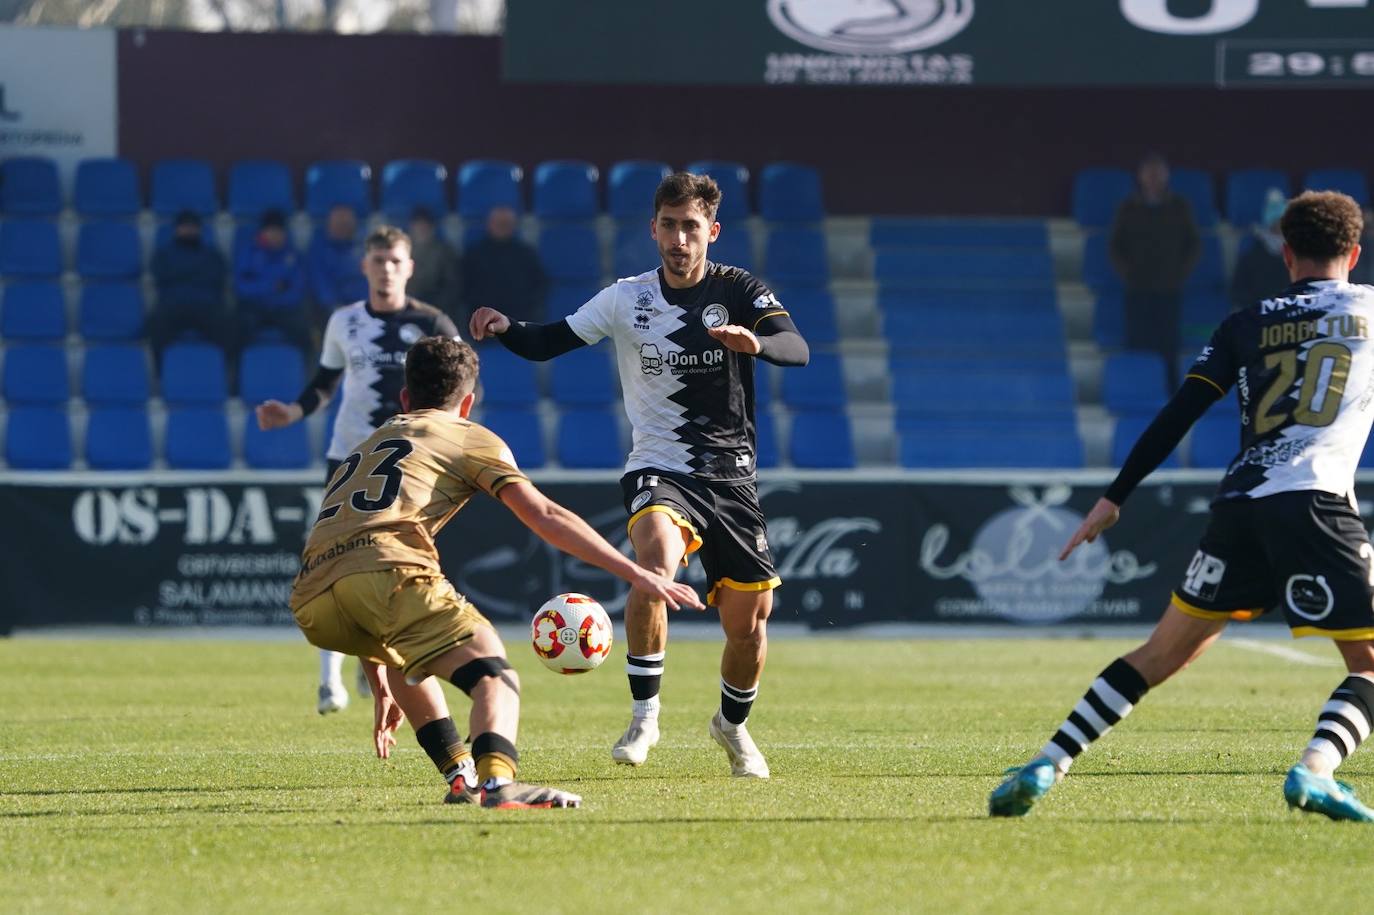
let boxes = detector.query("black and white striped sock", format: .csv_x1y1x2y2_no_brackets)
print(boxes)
627,651,664,719
1306,674,1374,772
720,678,758,726
1040,658,1149,773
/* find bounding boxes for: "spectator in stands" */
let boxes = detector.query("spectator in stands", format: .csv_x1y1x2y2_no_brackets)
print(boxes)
148,210,231,362
308,203,368,313
1229,189,1291,311
1354,207,1374,286
461,205,547,324
1109,153,1200,387
234,208,311,354
407,207,462,318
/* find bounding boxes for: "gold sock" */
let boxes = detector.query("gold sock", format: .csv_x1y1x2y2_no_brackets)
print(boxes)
476,752,516,782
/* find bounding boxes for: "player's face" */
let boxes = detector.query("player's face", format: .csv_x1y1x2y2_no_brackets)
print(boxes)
363,243,414,298
652,201,720,279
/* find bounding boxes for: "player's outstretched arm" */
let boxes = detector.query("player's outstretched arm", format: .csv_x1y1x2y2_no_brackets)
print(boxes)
1059,498,1121,561
498,481,704,611
468,307,511,340
255,399,303,430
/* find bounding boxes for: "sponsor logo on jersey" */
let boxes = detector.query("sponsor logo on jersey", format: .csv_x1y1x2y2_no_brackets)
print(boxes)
753,292,782,311
630,490,652,512
755,531,768,552
702,303,730,329
399,323,424,344
635,312,651,331
1286,573,1334,621
768,0,973,55
1194,345,1214,364
1182,550,1226,601
640,343,664,375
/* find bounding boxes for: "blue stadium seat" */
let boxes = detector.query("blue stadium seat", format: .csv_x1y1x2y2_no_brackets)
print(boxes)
890,369,1075,416
534,161,599,219
1182,292,1229,347
709,224,754,272
1072,167,1133,228
5,406,71,469
150,159,217,217
0,219,62,278
754,409,779,469
556,409,621,468
1189,413,1238,468
755,363,774,410
548,282,601,320
165,407,231,469
227,160,295,221
1170,168,1218,228
879,287,1059,314
320,397,340,459
899,428,1083,469
82,344,149,406
76,221,142,280
613,224,660,278
876,248,1053,288
1113,414,1179,467
305,160,372,218
238,343,305,404
789,410,854,468
539,223,601,282
1092,289,1125,348
477,344,541,408
0,157,61,216
1081,232,1119,293
481,408,546,468
774,287,837,344
781,352,845,410
685,160,750,220
869,219,1048,249
2,282,65,341
1226,169,1290,226
764,226,828,287
381,159,449,221
3,344,68,404
86,407,153,470
1303,168,1370,205
74,158,142,218
244,415,312,469
549,346,617,406
161,342,228,405
759,163,824,223
883,305,1065,362
457,160,523,218
79,283,145,341
1102,351,1169,415
1185,234,1226,293
608,161,672,221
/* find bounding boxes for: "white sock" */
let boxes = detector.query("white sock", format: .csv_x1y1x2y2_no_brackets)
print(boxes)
632,696,660,721
320,650,344,687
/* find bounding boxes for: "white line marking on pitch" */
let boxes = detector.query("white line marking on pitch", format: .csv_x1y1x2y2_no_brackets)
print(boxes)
1226,638,1340,667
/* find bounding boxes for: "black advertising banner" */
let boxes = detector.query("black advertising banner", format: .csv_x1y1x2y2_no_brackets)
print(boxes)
504,1,1374,88
12,471,1374,632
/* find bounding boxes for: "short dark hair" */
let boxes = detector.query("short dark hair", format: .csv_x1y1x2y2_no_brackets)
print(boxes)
365,225,411,254
1281,191,1364,261
653,172,722,221
404,337,478,410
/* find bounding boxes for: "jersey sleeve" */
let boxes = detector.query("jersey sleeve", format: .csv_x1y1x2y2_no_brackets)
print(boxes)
730,271,787,328
1185,316,1240,396
434,311,461,340
450,424,530,497
319,310,347,370
563,285,617,345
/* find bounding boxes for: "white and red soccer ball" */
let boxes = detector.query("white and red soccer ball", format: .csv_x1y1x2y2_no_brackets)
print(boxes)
530,593,613,674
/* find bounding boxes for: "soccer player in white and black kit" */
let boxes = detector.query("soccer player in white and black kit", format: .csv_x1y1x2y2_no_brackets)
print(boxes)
469,173,809,777
991,192,1374,821
256,226,460,714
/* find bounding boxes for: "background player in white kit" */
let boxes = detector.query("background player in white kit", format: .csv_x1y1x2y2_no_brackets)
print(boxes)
256,225,460,714
470,173,809,777
990,191,1374,822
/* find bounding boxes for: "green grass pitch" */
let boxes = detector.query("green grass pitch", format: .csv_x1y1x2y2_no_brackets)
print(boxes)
2,634,1371,913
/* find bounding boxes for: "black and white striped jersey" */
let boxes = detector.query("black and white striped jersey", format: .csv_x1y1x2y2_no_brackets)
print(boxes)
1189,279,1374,501
564,263,786,482
319,299,459,461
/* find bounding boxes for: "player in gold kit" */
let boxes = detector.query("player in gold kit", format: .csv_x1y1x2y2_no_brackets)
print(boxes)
290,336,702,808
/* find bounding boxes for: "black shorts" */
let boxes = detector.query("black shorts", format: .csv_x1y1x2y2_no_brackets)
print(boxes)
1173,490,1374,639
619,469,780,607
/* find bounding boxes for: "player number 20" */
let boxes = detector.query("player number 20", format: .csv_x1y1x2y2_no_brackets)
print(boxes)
1254,342,1352,436
316,439,414,521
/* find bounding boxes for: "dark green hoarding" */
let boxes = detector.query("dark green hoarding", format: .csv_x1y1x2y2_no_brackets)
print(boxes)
504,0,1374,87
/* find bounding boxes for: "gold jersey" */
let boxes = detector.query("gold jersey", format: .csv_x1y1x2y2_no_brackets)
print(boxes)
290,409,527,609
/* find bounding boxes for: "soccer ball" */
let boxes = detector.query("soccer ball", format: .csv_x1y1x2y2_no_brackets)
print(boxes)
530,593,613,674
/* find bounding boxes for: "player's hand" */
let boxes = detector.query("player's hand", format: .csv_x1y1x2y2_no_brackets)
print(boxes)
372,691,404,759
631,569,705,612
1059,497,1121,561
469,307,511,341
707,324,761,355
255,399,303,430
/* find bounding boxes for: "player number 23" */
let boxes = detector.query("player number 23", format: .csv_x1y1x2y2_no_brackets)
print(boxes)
1254,342,1352,436
316,439,414,521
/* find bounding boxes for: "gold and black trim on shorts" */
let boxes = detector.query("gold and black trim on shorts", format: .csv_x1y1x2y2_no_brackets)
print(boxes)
707,576,783,607
627,504,704,563
1170,592,1265,623
1290,625,1374,641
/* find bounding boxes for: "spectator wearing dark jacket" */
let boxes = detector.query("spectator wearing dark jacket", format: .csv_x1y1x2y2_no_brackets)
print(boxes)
461,205,548,324
1230,189,1291,311
307,204,368,312
1354,208,1374,286
148,210,232,360
1109,153,1200,387
234,209,311,354
407,207,462,319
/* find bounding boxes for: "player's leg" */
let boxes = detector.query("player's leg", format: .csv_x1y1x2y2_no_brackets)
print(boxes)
382,670,479,800
710,586,773,778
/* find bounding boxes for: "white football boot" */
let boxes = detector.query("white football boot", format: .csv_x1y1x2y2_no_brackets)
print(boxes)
611,718,660,766
709,712,770,779
317,682,348,715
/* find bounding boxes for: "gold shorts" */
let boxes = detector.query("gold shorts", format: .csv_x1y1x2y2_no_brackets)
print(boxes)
292,568,490,677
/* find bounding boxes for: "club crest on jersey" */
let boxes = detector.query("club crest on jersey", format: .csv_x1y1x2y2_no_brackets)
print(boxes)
639,343,664,375
702,303,729,329
399,323,424,344
635,291,655,310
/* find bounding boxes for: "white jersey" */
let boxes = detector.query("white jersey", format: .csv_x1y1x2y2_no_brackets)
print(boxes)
1190,279,1374,500
320,299,459,461
565,263,786,482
